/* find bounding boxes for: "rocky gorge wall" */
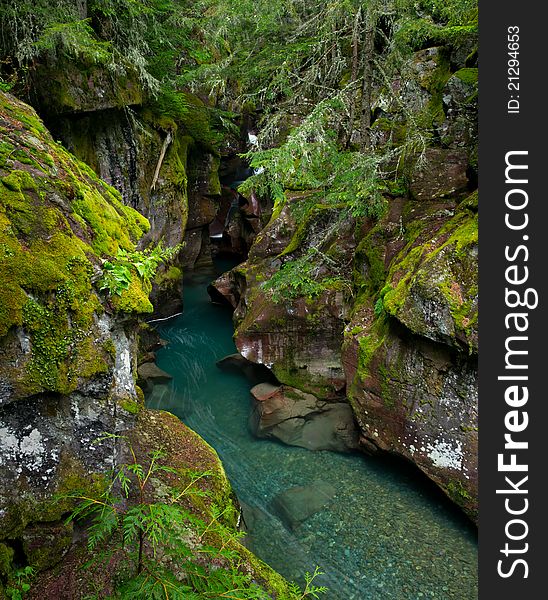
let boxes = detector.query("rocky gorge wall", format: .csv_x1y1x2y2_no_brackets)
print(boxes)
0,89,150,575
30,58,227,317
210,42,478,520
0,27,478,597
0,90,291,597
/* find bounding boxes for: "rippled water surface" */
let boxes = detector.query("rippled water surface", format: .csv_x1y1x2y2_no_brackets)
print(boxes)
146,260,478,599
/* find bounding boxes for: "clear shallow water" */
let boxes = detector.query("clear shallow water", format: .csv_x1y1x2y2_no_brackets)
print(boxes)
146,260,478,600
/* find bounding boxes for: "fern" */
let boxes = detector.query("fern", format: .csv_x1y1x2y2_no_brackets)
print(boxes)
62,436,327,599
98,242,183,296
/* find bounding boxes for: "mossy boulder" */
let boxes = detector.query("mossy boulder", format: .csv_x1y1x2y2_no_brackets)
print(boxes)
0,91,154,565
344,315,478,521
24,410,297,599
0,91,151,402
45,92,224,313
21,522,73,571
342,193,478,520
31,56,143,116
383,192,478,352
225,198,357,399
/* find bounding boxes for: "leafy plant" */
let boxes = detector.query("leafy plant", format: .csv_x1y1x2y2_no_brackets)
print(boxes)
5,566,35,600
63,435,327,599
98,243,183,297
265,250,350,303
293,567,328,600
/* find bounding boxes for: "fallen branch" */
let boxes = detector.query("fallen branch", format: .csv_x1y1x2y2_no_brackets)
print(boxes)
150,129,173,192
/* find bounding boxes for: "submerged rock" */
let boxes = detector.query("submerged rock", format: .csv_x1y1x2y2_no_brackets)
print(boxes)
249,383,359,452
271,482,337,531
137,362,173,385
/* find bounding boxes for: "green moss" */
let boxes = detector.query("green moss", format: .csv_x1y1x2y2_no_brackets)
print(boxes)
353,223,391,304
378,364,395,408
119,397,142,415
381,193,478,348
0,543,14,577
23,523,74,570
179,93,222,151
418,49,452,128
71,184,146,255
240,546,299,600
1,455,109,542
135,385,145,404
356,318,388,380
1,169,37,192
111,273,153,314
370,117,408,146
281,203,327,256
162,132,191,191
0,140,15,168
383,245,426,315
0,93,47,138
271,363,332,399
459,190,478,211
454,67,478,85
0,91,154,394
446,480,472,503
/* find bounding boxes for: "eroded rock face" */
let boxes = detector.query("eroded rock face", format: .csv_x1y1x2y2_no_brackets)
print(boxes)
0,91,148,569
23,410,296,599
348,190,477,519
237,291,348,397
408,148,469,201
249,383,359,452
210,200,357,398
31,57,143,116
40,86,225,314
210,41,478,519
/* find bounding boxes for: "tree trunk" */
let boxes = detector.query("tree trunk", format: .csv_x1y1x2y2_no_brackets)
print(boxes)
345,8,362,148
360,11,375,151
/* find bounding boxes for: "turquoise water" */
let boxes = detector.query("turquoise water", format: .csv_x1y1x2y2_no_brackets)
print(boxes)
146,261,478,600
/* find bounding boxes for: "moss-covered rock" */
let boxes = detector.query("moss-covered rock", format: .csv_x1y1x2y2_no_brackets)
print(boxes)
0,543,14,577
0,91,151,402
0,91,155,562
344,315,478,521
25,410,297,599
383,192,478,352
31,56,143,116
45,91,224,314
342,192,478,520
216,196,357,399
225,152,477,521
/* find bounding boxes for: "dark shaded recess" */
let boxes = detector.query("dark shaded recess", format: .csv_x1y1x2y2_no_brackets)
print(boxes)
216,353,280,386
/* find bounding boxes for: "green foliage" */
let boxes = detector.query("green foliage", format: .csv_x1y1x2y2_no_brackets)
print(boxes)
374,285,393,317
266,250,349,303
33,18,112,65
63,435,326,599
99,243,183,297
240,97,387,220
5,566,35,600
0,0,191,93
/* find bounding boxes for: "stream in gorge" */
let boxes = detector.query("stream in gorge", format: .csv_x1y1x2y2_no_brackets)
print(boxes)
145,258,478,600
